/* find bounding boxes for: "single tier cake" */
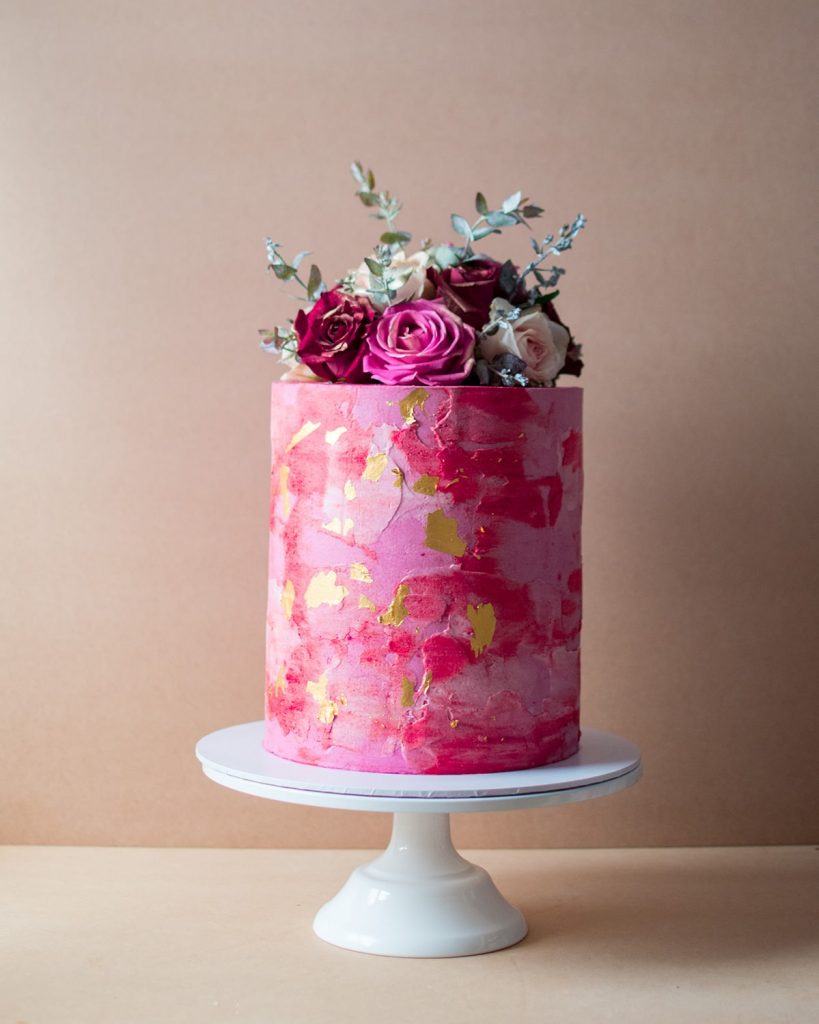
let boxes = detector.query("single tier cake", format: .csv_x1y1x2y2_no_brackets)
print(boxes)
264,381,582,773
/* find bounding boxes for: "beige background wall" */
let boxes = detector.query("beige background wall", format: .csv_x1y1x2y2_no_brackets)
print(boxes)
2,0,817,849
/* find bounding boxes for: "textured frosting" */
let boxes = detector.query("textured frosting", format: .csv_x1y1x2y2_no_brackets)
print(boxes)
264,383,582,773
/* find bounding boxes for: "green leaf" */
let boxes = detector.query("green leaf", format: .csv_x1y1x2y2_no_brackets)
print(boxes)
366,168,376,190
307,264,322,297
271,263,297,281
351,161,366,186
533,290,560,310
502,191,522,214
486,210,518,228
451,214,472,238
380,231,412,246
364,257,384,278
434,245,461,269
358,192,379,207
472,226,501,241
498,260,518,295
522,205,543,218
291,250,310,270
475,192,488,216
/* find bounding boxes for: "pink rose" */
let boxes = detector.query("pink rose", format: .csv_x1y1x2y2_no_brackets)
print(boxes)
426,258,502,330
363,299,476,386
293,289,375,383
480,299,570,384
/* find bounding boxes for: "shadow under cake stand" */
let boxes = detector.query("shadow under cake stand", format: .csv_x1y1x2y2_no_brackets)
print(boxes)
196,722,641,958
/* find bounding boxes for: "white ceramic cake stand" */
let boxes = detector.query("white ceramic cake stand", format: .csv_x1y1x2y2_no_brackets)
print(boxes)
196,722,641,958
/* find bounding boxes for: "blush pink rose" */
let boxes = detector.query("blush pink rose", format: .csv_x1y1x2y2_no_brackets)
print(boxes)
480,299,570,384
363,299,476,386
293,289,375,383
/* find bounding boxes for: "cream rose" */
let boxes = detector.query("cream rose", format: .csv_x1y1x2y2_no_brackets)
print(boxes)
353,249,434,310
480,299,570,384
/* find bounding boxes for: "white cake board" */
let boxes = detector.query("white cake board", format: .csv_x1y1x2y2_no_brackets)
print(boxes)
196,722,641,958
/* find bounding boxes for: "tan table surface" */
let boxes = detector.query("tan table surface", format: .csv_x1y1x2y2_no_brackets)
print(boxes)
3,845,817,1024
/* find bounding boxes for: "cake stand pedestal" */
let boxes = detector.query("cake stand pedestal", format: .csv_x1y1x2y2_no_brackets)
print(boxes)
196,722,641,958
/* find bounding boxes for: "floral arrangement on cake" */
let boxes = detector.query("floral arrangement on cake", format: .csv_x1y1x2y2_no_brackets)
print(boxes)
261,163,586,388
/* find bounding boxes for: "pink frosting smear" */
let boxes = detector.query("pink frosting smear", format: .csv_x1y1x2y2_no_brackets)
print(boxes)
264,383,582,774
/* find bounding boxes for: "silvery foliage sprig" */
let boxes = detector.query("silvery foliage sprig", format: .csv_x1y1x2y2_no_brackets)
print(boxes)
261,240,327,354
265,240,326,303
259,323,299,359
351,163,425,307
445,190,543,267
475,352,532,388
359,243,398,306
448,193,586,296
351,162,412,249
517,213,587,292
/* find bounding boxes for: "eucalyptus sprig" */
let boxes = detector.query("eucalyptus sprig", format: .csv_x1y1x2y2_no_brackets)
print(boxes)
516,213,587,291
360,243,397,307
265,239,325,303
259,324,299,359
351,162,412,249
445,191,544,264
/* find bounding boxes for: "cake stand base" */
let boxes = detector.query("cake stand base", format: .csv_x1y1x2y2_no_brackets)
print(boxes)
196,722,641,958
313,812,526,957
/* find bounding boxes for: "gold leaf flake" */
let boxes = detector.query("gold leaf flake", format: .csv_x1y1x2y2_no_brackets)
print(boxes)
285,420,320,452
279,464,291,519
425,510,467,557
401,676,415,708
304,571,349,609
399,387,429,425
412,474,439,495
392,467,404,489
378,583,410,626
421,669,432,693
318,701,338,725
322,517,354,537
281,579,295,620
274,665,287,696
306,673,328,703
359,594,377,611
344,479,357,500
324,426,347,445
362,452,388,482
350,562,373,583
450,719,459,728
467,602,497,656
306,672,338,725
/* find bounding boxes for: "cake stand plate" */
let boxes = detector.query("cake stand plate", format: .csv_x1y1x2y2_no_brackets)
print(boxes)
196,722,641,958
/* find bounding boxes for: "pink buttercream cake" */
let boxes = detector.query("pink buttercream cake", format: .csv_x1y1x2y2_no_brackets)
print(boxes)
264,382,582,773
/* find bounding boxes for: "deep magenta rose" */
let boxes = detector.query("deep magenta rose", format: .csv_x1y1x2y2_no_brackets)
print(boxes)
426,258,502,330
363,299,476,386
293,289,375,383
